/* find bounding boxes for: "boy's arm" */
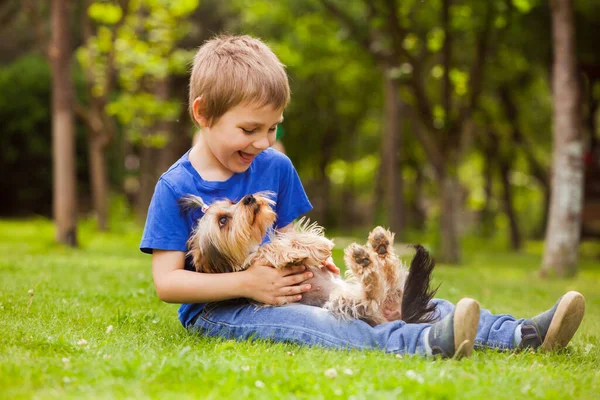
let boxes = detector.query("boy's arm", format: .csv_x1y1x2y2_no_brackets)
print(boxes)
152,250,314,304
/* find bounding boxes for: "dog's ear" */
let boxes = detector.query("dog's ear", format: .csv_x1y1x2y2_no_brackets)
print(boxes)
178,195,208,215
198,242,235,274
188,245,204,272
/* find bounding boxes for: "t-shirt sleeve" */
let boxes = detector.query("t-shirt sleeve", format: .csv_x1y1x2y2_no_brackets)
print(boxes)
274,155,312,229
140,178,190,254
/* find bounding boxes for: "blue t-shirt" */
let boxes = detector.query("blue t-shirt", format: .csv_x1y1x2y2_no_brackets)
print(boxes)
140,148,312,327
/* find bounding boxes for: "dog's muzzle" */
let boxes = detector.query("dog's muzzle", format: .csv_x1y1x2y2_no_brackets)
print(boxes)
243,195,256,206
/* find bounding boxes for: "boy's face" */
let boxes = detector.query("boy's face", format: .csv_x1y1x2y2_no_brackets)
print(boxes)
197,102,283,174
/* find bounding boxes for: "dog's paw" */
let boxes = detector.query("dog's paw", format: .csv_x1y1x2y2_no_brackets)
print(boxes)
368,227,393,256
344,243,372,271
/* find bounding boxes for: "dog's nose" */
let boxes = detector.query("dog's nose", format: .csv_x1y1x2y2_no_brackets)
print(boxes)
243,195,256,206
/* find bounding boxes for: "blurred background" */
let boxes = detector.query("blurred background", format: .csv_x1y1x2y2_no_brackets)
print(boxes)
1,0,599,274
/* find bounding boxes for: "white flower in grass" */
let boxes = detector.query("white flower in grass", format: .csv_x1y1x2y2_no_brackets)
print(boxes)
106,325,114,334
584,343,595,354
28,289,34,296
324,368,338,378
395,353,403,358
255,380,265,388
241,365,250,372
77,339,88,346
521,383,532,394
343,368,353,376
103,354,112,360
334,389,343,396
405,370,424,384
62,357,70,363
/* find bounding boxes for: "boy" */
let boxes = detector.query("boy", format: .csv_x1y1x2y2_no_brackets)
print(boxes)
140,35,585,358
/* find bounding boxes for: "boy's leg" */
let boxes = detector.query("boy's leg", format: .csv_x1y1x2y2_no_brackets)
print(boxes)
520,291,585,351
431,298,520,350
430,291,586,351
189,298,479,358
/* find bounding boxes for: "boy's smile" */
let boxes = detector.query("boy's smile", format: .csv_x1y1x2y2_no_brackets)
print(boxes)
191,102,283,181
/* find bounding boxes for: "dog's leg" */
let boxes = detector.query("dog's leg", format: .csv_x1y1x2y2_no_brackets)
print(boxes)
255,241,309,270
367,227,405,321
367,227,402,288
322,244,387,325
344,244,385,302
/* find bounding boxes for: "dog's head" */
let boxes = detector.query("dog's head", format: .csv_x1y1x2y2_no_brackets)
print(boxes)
179,192,277,273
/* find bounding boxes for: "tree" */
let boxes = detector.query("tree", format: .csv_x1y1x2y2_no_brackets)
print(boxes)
76,0,129,231
319,0,406,236
541,0,584,277
319,0,502,263
50,0,78,246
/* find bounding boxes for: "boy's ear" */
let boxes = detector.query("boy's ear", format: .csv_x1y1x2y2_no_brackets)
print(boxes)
192,97,210,128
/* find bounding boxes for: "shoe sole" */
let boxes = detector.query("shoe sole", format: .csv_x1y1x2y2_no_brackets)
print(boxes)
453,298,480,358
542,291,585,351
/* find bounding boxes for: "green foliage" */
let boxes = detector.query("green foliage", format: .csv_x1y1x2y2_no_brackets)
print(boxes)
88,2,124,25
0,55,92,217
79,0,199,147
1,219,599,398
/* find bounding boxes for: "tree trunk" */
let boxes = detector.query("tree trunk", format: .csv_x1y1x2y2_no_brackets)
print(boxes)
317,129,337,227
50,0,78,246
407,161,426,231
499,158,522,250
137,145,159,222
88,130,109,231
381,70,404,235
438,170,460,264
137,78,173,222
480,139,496,237
541,0,583,277
499,87,551,239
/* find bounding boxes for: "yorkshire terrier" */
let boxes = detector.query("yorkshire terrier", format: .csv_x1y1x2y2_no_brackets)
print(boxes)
179,192,438,326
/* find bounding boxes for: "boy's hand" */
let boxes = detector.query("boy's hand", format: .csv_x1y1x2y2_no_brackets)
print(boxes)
323,257,340,275
241,263,313,305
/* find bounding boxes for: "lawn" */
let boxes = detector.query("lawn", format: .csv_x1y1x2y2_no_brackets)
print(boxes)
1,219,599,399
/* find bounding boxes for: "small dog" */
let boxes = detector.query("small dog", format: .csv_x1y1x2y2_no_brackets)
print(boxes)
179,192,438,325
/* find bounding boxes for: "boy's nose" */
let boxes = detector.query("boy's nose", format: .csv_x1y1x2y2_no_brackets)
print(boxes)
252,135,271,150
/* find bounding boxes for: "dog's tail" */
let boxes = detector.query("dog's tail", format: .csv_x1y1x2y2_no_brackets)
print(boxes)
400,245,439,324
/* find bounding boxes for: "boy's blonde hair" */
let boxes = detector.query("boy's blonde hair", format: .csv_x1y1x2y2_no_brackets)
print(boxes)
189,35,291,126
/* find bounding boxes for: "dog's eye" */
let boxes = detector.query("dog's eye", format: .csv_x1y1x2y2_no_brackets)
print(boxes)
218,216,228,227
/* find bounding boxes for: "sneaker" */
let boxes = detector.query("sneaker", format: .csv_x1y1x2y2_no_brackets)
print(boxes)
427,298,480,359
520,291,586,351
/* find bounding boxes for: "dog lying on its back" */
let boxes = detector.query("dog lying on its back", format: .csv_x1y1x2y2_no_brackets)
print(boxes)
179,192,438,326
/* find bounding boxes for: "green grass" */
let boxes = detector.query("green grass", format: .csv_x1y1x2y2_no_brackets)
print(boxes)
1,219,599,399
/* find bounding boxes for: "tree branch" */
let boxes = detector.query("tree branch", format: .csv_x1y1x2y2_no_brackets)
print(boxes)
21,0,48,56
319,1,372,54
0,0,19,33
499,87,549,185
455,3,495,131
442,0,452,124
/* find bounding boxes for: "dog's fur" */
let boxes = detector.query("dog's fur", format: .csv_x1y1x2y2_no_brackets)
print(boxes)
180,192,438,325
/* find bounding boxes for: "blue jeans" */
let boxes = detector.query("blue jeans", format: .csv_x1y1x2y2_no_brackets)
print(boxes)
189,298,523,354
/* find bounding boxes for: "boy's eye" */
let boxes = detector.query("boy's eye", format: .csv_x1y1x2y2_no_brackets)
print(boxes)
268,126,277,132
241,128,256,134
218,216,229,227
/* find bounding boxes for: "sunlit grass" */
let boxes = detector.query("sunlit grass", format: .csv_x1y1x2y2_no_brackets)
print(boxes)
1,219,599,399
